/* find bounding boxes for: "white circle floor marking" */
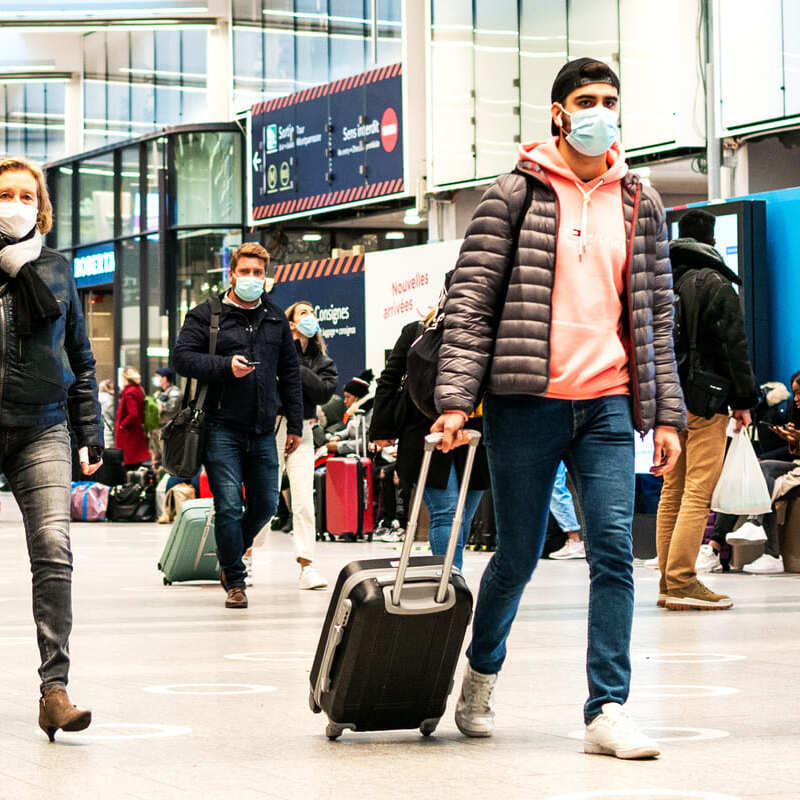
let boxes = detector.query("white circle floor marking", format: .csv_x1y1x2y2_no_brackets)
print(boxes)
143,683,277,696
635,684,740,699
547,791,741,800
224,651,313,663
57,723,191,741
568,726,729,743
636,652,746,664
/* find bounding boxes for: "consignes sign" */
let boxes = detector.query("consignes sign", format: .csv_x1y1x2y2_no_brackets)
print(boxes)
269,254,366,394
73,242,115,289
249,63,404,224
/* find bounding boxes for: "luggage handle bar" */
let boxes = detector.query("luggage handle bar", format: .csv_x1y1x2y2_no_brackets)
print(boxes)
391,429,482,606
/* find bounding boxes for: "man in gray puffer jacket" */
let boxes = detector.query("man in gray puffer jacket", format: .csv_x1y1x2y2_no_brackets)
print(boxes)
432,58,685,759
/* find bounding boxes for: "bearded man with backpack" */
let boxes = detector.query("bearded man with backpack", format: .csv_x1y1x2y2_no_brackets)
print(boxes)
656,208,759,611
432,58,685,758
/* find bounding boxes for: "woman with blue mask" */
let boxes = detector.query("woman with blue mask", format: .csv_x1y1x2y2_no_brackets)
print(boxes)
273,301,338,590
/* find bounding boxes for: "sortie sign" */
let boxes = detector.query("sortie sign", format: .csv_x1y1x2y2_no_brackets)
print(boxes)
249,63,404,224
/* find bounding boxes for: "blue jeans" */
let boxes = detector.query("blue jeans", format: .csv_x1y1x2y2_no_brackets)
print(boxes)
423,464,484,571
203,423,280,588
0,422,72,693
550,461,580,532
467,394,635,723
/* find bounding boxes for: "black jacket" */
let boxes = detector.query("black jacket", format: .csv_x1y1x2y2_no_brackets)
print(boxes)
670,238,759,411
295,338,337,420
0,246,101,446
173,293,303,436
371,321,490,491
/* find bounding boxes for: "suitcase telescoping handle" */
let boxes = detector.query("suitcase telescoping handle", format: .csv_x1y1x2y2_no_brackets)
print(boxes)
391,429,482,606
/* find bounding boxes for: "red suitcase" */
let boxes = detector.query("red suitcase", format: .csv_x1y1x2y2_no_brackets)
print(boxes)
326,457,374,538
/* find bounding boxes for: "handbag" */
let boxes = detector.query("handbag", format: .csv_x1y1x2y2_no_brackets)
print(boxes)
675,271,731,419
161,295,222,481
406,169,535,420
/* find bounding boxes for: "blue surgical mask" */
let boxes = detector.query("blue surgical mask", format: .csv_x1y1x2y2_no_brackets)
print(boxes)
296,315,320,337
559,104,618,157
233,275,264,302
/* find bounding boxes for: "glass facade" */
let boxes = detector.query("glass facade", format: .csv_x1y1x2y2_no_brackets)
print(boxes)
0,79,66,162
45,124,245,388
232,0,402,112
174,131,242,226
82,29,209,148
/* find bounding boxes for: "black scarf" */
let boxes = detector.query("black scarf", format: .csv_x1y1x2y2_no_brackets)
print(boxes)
0,228,61,335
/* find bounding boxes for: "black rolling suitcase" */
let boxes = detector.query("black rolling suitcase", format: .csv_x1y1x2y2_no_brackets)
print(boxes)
309,430,480,740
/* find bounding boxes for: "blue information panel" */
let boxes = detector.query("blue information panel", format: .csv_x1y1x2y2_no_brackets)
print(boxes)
73,242,115,289
250,63,404,224
269,254,366,395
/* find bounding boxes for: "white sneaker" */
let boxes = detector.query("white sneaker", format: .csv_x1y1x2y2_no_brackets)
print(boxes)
378,524,404,543
550,539,586,560
584,702,660,759
299,565,328,590
727,521,768,544
695,544,722,574
242,554,253,586
454,664,498,737
742,553,784,574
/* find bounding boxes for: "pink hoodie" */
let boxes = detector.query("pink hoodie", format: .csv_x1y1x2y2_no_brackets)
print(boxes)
518,138,631,400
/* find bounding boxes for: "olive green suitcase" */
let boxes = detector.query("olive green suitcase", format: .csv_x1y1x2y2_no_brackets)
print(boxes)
158,498,220,584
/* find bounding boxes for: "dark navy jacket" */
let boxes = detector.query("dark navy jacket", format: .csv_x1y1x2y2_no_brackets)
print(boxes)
0,246,102,447
173,292,303,437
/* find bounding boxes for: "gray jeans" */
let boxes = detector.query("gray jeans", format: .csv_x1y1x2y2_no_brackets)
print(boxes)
0,422,72,693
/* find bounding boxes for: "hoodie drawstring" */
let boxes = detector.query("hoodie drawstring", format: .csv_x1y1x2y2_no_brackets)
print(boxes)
573,179,604,260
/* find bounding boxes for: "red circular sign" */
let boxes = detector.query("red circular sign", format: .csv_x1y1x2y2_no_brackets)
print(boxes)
380,107,399,153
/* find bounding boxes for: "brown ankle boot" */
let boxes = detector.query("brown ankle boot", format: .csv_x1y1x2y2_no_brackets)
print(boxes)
38,687,92,742
225,586,248,608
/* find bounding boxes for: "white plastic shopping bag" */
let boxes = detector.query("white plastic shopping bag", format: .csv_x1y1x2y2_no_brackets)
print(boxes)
710,429,772,515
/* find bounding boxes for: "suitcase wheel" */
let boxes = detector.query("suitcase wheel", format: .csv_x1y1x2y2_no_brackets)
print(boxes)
419,718,439,737
163,577,172,586
325,722,345,740
308,690,321,714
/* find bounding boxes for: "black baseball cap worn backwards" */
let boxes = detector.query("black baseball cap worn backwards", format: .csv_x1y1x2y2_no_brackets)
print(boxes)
550,58,620,135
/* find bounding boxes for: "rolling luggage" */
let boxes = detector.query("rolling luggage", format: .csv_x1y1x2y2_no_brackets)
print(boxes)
314,466,328,538
157,498,220,584
325,412,374,539
309,430,480,740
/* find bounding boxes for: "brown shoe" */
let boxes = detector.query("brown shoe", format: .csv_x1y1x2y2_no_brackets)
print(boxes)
38,687,92,742
225,586,248,608
665,580,733,611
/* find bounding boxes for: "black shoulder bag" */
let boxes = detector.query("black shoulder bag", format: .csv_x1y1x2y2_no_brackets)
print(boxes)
161,296,222,480
406,170,535,420
676,270,731,419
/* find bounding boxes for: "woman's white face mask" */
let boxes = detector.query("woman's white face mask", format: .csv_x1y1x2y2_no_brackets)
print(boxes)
0,202,38,241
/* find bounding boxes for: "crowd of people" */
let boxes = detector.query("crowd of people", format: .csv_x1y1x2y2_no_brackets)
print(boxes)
2,56,798,759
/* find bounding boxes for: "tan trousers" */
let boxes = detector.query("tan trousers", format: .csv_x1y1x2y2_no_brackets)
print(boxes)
656,412,729,592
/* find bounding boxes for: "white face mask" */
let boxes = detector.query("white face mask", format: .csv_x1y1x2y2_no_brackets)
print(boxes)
0,202,38,241
152,375,162,389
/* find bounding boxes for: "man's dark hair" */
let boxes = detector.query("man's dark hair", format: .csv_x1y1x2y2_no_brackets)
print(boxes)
678,209,716,245
550,58,620,136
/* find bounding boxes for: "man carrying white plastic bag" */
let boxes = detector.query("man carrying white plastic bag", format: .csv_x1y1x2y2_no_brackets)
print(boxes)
656,210,760,611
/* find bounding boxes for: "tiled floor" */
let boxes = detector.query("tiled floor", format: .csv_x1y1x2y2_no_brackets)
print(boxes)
1,506,799,800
